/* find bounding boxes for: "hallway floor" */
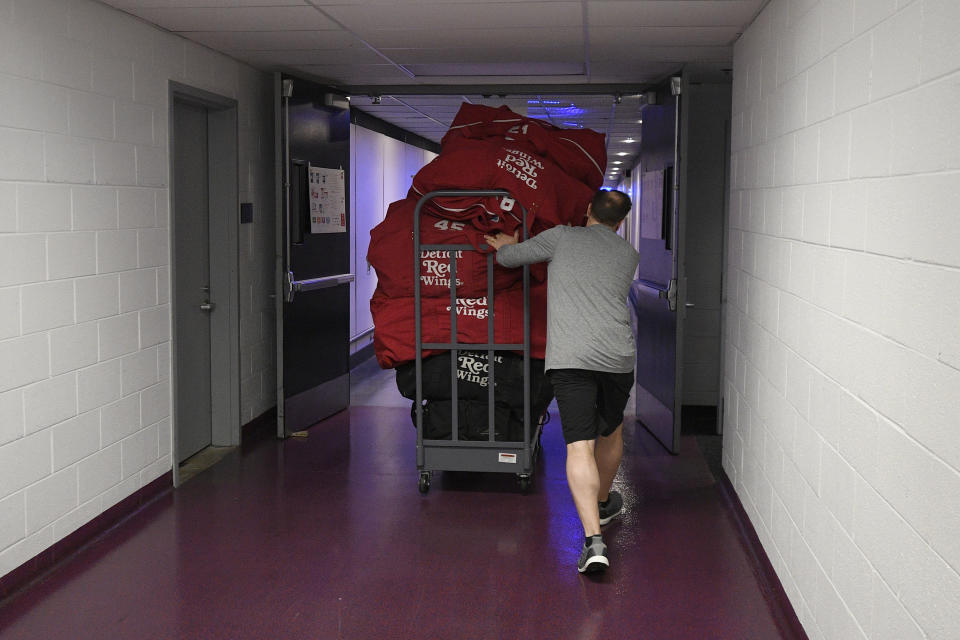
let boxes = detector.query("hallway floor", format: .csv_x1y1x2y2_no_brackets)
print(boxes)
0,363,799,639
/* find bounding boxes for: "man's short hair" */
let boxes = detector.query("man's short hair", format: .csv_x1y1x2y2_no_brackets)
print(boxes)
591,189,632,226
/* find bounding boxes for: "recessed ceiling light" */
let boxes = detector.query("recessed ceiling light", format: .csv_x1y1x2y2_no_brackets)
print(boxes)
612,161,622,165
622,138,635,143
637,119,643,124
616,152,629,157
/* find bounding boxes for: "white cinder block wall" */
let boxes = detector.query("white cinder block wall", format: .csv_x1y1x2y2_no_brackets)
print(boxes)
726,0,960,638
237,64,276,424
0,0,275,577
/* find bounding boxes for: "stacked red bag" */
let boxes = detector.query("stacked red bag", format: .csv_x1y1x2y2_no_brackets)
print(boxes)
368,102,607,374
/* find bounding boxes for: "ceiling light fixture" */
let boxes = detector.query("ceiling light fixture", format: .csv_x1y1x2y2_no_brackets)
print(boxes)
616,152,629,156
612,161,622,165
622,138,635,143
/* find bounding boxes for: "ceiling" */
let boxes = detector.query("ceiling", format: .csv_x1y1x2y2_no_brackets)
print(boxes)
101,0,766,185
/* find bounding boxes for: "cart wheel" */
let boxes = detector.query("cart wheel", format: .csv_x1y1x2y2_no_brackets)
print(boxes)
518,474,532,494
418,472,431,494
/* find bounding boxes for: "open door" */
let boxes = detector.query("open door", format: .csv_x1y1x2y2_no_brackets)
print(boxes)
631,77,684,454
275,74,354,437
631,72,731,454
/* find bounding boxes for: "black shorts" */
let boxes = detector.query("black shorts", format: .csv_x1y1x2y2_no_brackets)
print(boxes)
547,369,634,445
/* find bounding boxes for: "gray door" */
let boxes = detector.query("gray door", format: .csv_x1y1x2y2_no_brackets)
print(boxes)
631,74,731,453
173,99,213,461
631,78,684,454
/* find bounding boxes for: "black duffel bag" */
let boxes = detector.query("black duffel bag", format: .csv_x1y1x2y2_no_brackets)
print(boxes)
395,350,526,407
415,398,515,441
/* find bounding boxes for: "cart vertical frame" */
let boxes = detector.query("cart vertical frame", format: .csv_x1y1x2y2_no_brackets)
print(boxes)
413,189,539,493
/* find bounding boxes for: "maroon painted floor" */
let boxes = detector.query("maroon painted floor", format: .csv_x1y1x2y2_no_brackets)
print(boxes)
0,370,796,640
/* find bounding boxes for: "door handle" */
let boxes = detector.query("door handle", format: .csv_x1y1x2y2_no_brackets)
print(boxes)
285,271,355,302
200,302,216,312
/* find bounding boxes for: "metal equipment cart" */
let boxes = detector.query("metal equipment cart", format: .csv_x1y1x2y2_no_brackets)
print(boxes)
413,189,542,494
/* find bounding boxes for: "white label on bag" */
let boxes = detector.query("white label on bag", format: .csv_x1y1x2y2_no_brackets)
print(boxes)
498,453,517,464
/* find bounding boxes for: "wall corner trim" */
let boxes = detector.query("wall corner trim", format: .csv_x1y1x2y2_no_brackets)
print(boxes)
0,472,174,605
715,469,810,640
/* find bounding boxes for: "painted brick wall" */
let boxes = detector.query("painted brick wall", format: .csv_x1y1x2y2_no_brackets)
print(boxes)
725,0,960,638
0,0,275,576
237,66,276,425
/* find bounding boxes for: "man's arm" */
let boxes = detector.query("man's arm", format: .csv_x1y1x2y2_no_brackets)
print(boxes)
484,227,561,267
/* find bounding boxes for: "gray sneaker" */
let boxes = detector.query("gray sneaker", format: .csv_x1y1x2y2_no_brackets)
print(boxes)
577,536,609,574
599,490,623,526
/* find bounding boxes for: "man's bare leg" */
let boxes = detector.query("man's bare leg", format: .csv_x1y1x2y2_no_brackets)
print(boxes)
595,424,623,503
566,439,601,536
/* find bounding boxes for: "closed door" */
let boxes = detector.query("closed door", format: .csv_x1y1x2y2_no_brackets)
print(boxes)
173,99,213,462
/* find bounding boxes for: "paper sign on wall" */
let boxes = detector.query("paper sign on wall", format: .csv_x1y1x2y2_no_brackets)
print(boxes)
640,169,664,240
308,166,346,234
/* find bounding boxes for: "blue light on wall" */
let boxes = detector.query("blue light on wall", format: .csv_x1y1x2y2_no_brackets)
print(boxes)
527,105,585,118
552,106,585,117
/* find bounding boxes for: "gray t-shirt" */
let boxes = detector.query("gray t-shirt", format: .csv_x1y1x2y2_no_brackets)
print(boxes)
497,224,641,373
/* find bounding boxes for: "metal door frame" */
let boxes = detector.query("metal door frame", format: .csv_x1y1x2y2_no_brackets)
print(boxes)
169,81,241,487
671,76,687,454
274,74,284,438
677,74,732,440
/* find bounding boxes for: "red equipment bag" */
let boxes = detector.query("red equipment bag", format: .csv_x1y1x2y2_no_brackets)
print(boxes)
367,195,545,299
412,138,594,230
440,102,607,190
370,279,548,369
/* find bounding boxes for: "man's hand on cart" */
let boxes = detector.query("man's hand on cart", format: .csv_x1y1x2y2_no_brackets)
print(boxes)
483,230,519,250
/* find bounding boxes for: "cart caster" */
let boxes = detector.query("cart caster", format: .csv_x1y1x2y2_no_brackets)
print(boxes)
418,472,431,494
518,474,532,494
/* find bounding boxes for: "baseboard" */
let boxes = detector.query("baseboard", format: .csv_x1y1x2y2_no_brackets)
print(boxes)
715,469,809,640
0,471,173,604
0,408,281,602
241,405,277,451
283,373,349,435
349,342,375,370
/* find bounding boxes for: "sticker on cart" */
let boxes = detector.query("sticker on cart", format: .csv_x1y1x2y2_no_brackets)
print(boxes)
498,453,517,464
